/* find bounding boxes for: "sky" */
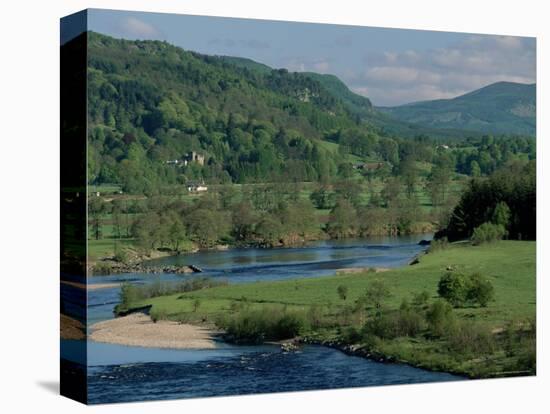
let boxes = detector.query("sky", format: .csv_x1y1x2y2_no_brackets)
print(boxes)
84,9,536,106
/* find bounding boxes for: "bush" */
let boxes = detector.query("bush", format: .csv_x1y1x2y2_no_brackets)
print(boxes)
396,301,425,336
118,282,144,311
337,285,348,301
437,272,470,306
467,273,495,307
93,261,113,276
364,314,398,339
364,279,391,311
363,303,425,339
342,326,363,343
113,246,129,263
412,290,430,308
150,307,168,323
220,306,306,344
307,305,327,329
446,320,496,355
426,300,456,337
438,272,495,307
471,222,506,245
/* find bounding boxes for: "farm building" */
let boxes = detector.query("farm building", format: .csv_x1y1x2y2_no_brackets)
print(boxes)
187,181,208,193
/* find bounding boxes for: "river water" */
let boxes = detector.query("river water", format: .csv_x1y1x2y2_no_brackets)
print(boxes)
68,234,464,403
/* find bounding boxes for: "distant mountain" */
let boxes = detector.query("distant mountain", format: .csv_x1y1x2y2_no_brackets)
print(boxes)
379,82,536,136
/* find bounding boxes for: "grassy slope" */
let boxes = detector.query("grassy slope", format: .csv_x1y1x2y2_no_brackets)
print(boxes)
133,241,535,377
141,241,535,327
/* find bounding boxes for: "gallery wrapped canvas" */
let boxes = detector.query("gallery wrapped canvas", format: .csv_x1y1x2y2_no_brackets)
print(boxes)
60,8,536,405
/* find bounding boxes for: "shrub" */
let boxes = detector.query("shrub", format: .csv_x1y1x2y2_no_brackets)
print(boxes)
342,326,363,343
364,279,391,311
437,272,470,306
437,272,495,307
363,303,424,340
471,222,506,245
337,285,349,301
467,273,495,307
220,306,306,344
150,307,168,323
93,261,113,276
396,303,425,337
364,314,398,339
113,246,129,263
118,282,144,311
426,300,455,337
446,320,496,355
192,298,201,312
307,305,327,329
412,290,430,308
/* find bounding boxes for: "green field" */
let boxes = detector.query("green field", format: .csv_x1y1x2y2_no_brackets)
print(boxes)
128,241,536,377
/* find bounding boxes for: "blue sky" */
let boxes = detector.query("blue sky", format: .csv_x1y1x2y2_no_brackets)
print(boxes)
86,9,536,106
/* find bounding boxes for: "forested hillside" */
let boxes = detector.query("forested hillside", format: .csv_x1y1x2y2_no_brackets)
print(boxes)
86,31,387,192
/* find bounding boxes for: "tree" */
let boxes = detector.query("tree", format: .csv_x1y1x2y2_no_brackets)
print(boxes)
381,177,401,208
231,201,258,242
399,157,419,198
470,160,481,177
310,185,334,209
187,208,231,247
88,197,104,240
492,201,511,231
333,179,363,207
167,213,187,251
364,279,391,312
426,164,451,208
255,215,283,247
326,199,358,239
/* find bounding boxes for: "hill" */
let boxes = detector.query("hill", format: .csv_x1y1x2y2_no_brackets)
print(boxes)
85,31,378,190
379,82,536,136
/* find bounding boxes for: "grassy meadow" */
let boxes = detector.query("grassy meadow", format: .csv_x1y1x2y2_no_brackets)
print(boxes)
124,240,536,378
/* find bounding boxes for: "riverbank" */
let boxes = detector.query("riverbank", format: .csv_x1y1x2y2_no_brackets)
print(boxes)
89,229,435,275
122,241,536,379
89,313,218,349
61,280,121,290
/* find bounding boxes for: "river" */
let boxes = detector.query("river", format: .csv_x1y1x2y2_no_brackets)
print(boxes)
64,234,464,404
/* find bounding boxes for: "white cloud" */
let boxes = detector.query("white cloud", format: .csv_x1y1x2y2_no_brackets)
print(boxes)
285,58,331,74
349,35,535,105
120,17,160,38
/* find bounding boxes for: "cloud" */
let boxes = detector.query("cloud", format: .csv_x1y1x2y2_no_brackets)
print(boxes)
285,58,332,74
120,17,161,38
208,38,270,50
347,35,535,106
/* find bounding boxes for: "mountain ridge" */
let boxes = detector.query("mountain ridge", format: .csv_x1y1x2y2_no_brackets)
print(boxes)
379,81,536,135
